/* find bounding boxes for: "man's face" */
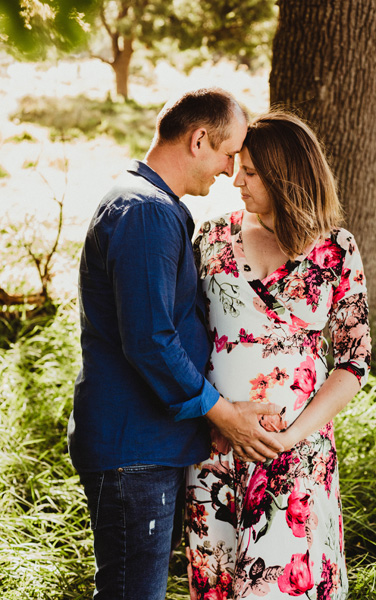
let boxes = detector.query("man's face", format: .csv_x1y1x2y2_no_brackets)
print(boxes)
189,115,247,197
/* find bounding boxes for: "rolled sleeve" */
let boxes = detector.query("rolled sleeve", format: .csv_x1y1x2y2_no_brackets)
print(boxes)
172,378,219,421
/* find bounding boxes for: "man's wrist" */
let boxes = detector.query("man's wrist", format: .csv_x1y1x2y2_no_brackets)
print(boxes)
205,396,235,427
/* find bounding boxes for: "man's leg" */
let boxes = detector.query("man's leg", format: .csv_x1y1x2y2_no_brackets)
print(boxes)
80,465,184,600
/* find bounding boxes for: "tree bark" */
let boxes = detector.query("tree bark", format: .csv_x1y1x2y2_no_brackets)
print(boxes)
269,0,376,321
111,37,133,98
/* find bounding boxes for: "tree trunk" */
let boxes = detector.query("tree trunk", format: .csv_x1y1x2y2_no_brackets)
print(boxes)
111,37,133,99
269,0,376,323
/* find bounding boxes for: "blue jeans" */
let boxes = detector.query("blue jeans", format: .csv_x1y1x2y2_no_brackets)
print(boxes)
79,465,185,600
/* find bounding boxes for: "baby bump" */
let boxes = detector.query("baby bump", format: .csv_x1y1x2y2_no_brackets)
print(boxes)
208,343,327,429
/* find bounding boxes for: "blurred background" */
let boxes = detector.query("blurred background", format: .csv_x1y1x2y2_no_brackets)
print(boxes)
0,1,375,598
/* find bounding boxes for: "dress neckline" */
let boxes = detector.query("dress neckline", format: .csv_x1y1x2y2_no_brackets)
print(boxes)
230,209,316,287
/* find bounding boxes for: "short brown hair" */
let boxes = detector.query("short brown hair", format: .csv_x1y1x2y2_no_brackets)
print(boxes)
244,111,343,259
156,88,247,150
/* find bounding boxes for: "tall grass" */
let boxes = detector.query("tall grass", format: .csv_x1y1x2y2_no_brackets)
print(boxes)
0,306,375,598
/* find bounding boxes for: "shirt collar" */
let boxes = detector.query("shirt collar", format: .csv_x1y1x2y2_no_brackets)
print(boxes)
127,159,179,201
127,159,195,238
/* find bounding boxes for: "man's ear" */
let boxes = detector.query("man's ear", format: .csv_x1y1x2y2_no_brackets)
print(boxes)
190,128,208,156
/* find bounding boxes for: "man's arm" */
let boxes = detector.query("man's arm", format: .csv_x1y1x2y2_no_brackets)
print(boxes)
105,201,283,459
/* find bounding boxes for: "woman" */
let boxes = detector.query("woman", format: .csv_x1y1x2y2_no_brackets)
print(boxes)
185,112,371,599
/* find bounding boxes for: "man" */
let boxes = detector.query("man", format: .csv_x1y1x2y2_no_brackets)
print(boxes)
68,87,283,600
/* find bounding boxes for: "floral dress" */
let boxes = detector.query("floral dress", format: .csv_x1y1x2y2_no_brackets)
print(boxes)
185,210,371,600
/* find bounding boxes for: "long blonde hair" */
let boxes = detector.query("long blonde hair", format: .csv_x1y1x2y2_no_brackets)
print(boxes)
244,111,343,259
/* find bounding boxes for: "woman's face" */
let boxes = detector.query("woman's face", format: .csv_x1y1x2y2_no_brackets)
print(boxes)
233,147,272,216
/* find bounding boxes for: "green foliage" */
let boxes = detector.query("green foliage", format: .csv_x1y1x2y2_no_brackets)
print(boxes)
95,0,276,70
0,307,374,597
11,94,161,156
0,163,10,177
1,0,276,76
334,374,376,598
5,131,37,143
169,0,277,68
0,0,98,60
0,306,95,598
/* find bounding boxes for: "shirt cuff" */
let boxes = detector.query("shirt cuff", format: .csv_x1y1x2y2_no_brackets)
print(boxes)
172,379,220,421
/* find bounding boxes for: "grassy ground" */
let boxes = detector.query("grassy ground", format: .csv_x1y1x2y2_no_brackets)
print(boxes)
0,306,375,598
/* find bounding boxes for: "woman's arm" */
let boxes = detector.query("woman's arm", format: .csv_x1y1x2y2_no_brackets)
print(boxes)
276,230,371,451
275,368,360,451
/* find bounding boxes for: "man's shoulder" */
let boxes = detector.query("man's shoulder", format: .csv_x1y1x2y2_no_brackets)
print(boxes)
102,170,176,213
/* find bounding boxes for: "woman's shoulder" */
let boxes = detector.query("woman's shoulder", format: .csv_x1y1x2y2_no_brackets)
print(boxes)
327,227,360,253
196,210,243,235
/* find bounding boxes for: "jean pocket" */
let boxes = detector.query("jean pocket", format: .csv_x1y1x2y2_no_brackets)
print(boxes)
79,471,104,530
121,464,173,473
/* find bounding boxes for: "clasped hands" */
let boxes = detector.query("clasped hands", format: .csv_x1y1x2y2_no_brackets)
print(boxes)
206,396,296,462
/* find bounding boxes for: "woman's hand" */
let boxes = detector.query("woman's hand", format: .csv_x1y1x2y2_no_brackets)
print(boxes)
206,396,285,462
273,428,300,453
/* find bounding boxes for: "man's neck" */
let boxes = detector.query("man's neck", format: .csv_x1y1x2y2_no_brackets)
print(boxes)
144,143,188,198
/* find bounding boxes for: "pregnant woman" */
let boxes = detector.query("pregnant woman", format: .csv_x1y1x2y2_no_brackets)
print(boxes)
185,111,371,599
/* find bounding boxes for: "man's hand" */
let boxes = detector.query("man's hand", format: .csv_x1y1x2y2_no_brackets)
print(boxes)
206,397,285,462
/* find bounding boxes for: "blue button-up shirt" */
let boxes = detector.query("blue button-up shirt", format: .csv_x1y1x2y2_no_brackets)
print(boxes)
68,160,220,472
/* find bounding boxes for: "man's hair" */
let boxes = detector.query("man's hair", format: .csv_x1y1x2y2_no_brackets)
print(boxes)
156,88,247,150
244,111,343,259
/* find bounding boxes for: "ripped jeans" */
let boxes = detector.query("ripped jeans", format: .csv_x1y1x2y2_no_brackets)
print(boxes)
79,465,185,600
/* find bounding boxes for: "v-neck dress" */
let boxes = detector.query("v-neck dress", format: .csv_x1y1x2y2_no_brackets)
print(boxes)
185,210,371,600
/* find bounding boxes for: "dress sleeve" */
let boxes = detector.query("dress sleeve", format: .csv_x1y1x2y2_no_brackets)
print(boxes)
328,232,371,388
105,202,219,420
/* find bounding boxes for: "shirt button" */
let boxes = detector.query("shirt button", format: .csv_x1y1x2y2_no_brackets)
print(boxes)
117,467,124,472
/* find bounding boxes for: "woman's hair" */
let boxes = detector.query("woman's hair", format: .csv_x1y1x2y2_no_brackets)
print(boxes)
156,87,247,150
244,110,343,259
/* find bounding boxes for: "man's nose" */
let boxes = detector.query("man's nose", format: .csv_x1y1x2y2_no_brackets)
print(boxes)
233,169,243,186
224,157,235,177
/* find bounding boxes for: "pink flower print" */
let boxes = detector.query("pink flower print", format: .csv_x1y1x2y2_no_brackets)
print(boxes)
319,421,335,445
230,210,243,226
214,330,228,352
333,268,351,302
250,373,270,403
208,224,231,244
204,587,228,600
263,264,290,286
317,554,340,598
265,306,284,324
259,411,287,432
244,470,268,512
242,466,270,528
219,572,233,593
283,273,307,300
326,285,333,308
339,513,344,553
311,239,343,270
354,269,364,284
250,373,270,391
278,551,314,596
225,491,236,517
208,255,223,275
191,549,210,576
288,314,310,334
270,366,289,386
290,356,316,410
239,328,255,343
312,454,327,485
286,482,311,537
